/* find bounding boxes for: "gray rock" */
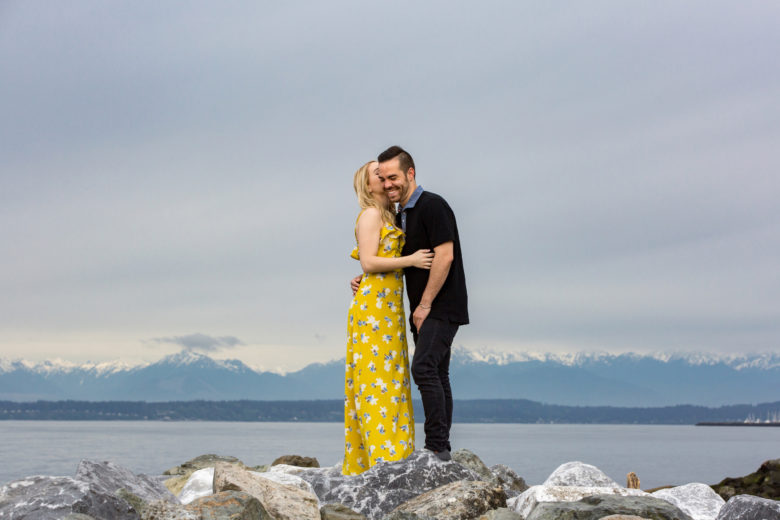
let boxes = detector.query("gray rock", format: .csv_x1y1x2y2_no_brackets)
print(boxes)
652,483,725,520
526,494,694,520
715,494,780,520
270,450,482,519
186,490,270,519
272,455,320,468
141,500,199,520
64,515,97,520
0,475,138,520
599,516,652,520
452,450,528,498
76,460,178,504
164,454,244,476
213,462,320,520
543,461,619,487
453,449,495,481
476,508,523,520
490,464,529,498
385,480,506,520
320,503,368,519
508,485,647,518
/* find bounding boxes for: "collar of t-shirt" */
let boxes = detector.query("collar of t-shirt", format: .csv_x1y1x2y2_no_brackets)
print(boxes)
399,185,424,233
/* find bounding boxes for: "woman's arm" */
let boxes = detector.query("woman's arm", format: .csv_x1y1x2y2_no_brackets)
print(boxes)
356,208,433,273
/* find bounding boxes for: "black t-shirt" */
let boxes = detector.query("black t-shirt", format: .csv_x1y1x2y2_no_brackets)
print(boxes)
398,190,469,328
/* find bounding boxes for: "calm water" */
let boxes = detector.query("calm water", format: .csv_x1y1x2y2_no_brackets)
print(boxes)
0,421,777,489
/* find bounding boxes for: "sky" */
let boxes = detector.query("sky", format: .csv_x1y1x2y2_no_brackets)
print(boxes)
1,1,779,371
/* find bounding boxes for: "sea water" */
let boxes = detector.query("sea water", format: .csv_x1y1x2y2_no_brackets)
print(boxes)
0,421,777,489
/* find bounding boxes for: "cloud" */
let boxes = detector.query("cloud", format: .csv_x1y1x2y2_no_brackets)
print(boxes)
150,333,244,353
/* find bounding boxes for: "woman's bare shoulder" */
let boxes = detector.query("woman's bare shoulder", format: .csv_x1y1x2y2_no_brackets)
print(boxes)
357,207,382,224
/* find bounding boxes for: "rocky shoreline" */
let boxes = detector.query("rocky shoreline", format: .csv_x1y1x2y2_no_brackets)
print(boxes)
1,450,778,520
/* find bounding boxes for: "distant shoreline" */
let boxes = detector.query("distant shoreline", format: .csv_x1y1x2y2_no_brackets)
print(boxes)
696,422,780,427
2,399,779,424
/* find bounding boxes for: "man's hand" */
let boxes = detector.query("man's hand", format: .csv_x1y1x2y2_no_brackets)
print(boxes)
413,305,431,331
350,275,363,296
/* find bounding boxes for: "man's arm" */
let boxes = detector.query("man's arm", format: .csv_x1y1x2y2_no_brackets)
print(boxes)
412,241,454,331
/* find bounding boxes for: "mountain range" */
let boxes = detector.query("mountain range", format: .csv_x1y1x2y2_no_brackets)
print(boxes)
1,348,778,406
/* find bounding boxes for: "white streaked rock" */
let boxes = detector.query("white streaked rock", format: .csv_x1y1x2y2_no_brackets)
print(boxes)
177,467,214,505
507,485,647,519
543,461,619,487
652,483,725,520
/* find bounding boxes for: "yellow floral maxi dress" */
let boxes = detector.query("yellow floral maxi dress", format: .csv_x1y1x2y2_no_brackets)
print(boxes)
344,220,415,475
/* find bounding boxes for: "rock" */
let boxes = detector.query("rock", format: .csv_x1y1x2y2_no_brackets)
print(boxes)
272,454,320,468
251,470,315,495
490,464,529,498
0,475,138,520
526,494,694,520
508,485,647,518
186,490,270,519
476,508,523,519
711,459,780,501
453,449,495,481
213,462,320,520
270,450,482,519
179,467,215,505
599,516,651,520
164,475,192,497
320,503,368,519
141,500,199,520
385,480,506,520
543,461,620,488
652,483,725,520
627,473,641,490
76,459,178,505
452,449,528,498
64,515,98,520
164,454,244,476
715,494,780,520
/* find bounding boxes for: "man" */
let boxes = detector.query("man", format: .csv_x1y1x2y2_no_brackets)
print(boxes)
354,145,468,461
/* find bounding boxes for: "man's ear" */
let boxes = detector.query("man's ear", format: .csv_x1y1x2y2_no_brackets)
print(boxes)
406,167,415,181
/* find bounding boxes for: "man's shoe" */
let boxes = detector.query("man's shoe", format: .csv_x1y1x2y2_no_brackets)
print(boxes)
434,449,452,461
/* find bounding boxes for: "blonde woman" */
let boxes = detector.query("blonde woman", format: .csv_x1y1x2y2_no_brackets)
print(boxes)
343,161,433,475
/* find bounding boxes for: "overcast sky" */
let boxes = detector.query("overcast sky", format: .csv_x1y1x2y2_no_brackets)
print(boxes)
1,1,778,371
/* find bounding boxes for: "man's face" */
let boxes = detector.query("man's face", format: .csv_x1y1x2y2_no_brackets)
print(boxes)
378,157,413,205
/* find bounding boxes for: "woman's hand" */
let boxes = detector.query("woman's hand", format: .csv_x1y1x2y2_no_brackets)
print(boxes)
409,249,434,269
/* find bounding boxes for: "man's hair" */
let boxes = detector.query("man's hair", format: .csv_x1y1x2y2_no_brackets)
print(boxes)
378,145,415,175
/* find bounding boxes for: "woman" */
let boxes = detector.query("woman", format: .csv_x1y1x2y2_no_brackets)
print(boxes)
343,161,433,475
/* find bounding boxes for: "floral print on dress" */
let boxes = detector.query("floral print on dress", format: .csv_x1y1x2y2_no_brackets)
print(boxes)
344,219,414,475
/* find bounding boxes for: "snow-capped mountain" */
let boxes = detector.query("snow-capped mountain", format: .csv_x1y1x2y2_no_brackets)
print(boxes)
1,349,778,406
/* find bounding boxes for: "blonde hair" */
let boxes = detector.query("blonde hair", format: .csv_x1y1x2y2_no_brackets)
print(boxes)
353,161,397,226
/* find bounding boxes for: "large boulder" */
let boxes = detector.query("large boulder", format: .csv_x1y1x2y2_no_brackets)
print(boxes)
213,462,320,520
715,494,780,520
271,454,320,468
0,475,138,520
451,450,528,498
526,494,694,520
385,480,506,520
164,454,246,496
652,483,725,520
179,468,216,505
490,464,529,498
476,508,523,519
320,503,368,519
269,450,482,519
543,461,620,487
186,490,270,519
711,459,780,501
508,485,647,518
164,454,244,476
76,459,178,506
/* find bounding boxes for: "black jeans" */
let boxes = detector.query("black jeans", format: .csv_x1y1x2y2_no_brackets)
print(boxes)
411,317,459,453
